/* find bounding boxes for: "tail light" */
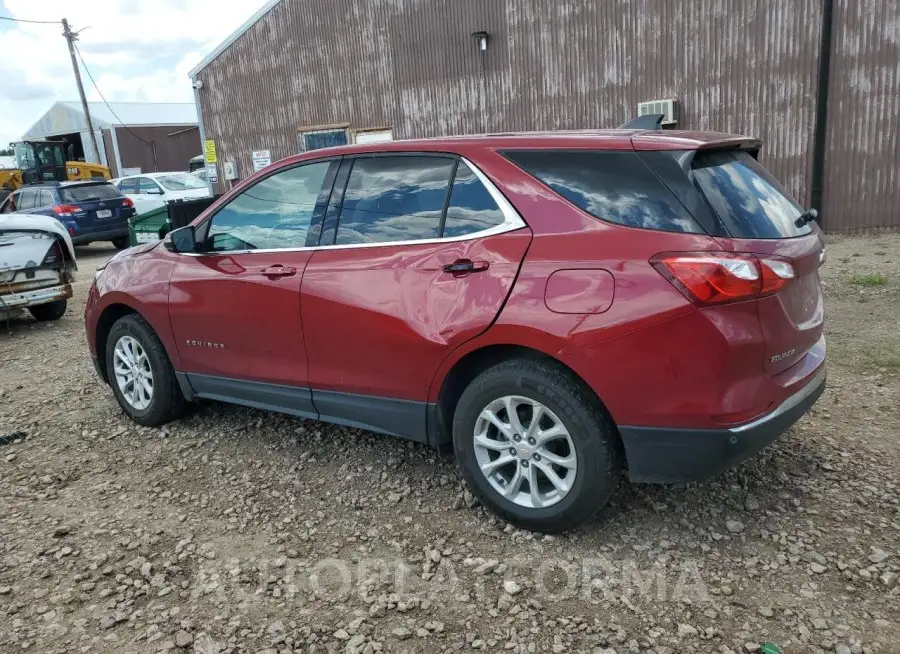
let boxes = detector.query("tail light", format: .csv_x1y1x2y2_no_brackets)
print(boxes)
41,241,67,267
52,204,80,217
652,252,795,306
122,197,134,209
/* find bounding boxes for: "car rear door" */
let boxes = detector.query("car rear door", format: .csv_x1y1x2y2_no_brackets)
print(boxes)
300,154,531,440
691,149,825,377
131,177,165,215
167,158,339,415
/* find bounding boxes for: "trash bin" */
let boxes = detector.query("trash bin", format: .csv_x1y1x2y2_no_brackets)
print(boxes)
128,206,170,246
167,196,220,230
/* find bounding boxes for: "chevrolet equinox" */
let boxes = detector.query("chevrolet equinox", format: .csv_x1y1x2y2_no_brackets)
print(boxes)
85,131,826,532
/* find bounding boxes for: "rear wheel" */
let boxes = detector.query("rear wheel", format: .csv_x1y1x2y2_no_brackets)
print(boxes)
105,314,186,426
28,299,67,321
453,359,621,533
111,237,129,250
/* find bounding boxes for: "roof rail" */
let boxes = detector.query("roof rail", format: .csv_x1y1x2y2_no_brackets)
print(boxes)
619,114,664,130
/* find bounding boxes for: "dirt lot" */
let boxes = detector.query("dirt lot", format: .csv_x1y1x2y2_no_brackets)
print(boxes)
1,235,898,654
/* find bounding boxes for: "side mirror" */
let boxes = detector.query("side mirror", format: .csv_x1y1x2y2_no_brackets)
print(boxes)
164,226,196,253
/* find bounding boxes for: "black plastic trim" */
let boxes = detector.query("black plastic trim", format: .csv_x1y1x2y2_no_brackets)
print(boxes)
187,373,317,420
312,389,428,443
620,371,826,484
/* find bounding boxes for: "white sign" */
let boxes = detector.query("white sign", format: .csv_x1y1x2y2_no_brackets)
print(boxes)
252,149,272,172
136,232,160,244
207,164,218,184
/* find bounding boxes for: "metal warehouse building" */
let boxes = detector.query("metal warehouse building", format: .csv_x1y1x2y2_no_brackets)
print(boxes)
190,0,900,232
23,102,200,178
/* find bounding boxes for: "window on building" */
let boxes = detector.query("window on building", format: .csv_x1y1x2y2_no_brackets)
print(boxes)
204,162,332,252
333,156,455,245
503,150,704,234
300,127,350,152
442,162,506,237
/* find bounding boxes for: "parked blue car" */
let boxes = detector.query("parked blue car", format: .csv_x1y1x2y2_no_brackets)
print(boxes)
0,181,135,249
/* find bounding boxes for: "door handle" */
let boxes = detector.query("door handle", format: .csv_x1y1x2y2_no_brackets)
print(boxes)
442,259,489,276
261,265,297,278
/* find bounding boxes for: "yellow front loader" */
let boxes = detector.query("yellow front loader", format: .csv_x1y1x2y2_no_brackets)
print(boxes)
0,140,110,203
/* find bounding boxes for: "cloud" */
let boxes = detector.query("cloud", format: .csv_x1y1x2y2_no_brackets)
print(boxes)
0,0,269,146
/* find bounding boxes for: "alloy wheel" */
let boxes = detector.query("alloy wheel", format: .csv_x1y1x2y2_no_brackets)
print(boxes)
472,395,578,509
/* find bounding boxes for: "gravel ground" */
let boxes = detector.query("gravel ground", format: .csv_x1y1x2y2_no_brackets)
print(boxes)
1,235,898,654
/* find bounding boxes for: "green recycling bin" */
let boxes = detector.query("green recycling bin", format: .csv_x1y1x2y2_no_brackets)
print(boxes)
128,206,171,247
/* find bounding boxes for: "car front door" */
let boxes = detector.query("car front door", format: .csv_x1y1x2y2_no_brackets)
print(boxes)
167,159,338,417
300,154,532,441
132,177,165,215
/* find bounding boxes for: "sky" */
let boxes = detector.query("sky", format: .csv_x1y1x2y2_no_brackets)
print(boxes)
0,0,270,147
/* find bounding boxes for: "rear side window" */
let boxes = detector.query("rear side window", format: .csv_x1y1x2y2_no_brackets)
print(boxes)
442,162,505,237
503,150,703,233
334,156,455,245
61,184,122,203
692,150,810,238
39,190,54,207
117,179,138,194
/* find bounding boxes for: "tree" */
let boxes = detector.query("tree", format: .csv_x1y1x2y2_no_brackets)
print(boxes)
0,147,13,156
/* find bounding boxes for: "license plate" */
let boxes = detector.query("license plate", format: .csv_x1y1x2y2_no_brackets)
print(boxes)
136,232,159,244
96,209,112,219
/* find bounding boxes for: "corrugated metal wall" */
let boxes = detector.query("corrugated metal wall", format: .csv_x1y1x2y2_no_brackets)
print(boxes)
196,0,899,231
824,0,900,231
114,126,202,175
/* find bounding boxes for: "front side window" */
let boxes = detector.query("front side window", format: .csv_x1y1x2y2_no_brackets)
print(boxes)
442,162,506,237
16,190,36,211
136,177,161,194
334,156,455,245
504,150,703,234
205,161,332,252
157,173,208,191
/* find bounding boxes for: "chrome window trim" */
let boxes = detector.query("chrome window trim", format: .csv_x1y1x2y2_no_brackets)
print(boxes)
181,156,526,257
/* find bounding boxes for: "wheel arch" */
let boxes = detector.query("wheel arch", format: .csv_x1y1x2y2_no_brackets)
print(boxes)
428,343,620,450
93,302,143,383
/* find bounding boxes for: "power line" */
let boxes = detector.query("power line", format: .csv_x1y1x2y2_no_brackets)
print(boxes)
72,42,155,150
0,15,61,25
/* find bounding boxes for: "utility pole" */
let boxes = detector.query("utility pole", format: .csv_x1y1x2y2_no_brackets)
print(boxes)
62,18,101,165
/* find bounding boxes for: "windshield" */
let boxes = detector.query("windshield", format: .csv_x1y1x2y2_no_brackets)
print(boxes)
157,173,208,191
60,183,122,203
692,150,812,238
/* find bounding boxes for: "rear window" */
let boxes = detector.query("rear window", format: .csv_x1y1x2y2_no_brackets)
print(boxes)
157,173,208,191
61,183,122,203
692,150,811,238
503,150,703,234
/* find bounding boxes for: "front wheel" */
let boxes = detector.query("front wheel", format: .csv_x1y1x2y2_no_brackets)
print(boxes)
453,359,621,533
105,314,186,426
28,299,67,321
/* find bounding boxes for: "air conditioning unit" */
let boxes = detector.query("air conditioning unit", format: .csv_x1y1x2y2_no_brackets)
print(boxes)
637,99,678,126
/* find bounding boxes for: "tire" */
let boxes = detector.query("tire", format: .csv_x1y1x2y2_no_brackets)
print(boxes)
105,314,186,426
112,237,130,250
453,359,621,533
28,299,67,321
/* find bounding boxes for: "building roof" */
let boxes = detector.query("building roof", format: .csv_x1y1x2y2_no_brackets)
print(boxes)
22,102,198,139
189,0,283,78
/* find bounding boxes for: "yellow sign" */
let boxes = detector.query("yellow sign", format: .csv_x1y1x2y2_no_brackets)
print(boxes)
204,139,218,164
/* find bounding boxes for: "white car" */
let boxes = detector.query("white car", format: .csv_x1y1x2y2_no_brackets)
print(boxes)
112,172,211,215
0,214,77,322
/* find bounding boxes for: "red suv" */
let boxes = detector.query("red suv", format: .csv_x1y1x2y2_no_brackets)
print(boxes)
85,131,826,532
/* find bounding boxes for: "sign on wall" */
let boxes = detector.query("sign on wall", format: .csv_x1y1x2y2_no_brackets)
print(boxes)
207,164,219,184
252,150,272,172
204,139,218,164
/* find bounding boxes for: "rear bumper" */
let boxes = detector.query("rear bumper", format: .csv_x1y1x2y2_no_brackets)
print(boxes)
72,227,128,244
619,368,826,483
0,283,73,314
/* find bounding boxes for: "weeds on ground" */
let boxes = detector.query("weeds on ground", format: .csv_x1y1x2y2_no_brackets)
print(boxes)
851,274,889,287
